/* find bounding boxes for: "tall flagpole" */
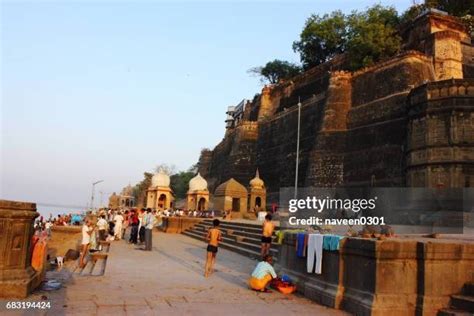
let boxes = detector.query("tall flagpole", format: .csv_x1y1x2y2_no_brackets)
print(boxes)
294,97,301,199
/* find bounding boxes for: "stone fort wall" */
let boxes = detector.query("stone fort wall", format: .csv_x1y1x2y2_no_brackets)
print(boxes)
198,12,474,206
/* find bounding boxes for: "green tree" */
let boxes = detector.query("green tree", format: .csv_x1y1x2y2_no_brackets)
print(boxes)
133,172,153,207
293,5,401,71
292,11,347,69
401,1,474,36
400,3,426,24
187,163,199,174
425,0,473,17
170,171,195,199
249,59,302,84
346,5,401,70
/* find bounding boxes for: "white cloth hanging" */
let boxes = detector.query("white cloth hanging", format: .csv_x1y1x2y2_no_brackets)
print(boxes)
307,233,324,274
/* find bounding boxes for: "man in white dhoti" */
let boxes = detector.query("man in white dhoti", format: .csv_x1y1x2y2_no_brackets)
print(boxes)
114,211,124,240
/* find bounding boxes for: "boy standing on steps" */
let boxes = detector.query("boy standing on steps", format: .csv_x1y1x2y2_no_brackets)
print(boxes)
261,214,275,258
204,219,222,277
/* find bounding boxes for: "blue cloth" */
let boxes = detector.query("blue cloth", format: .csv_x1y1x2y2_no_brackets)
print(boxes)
323,235,344,251
296,233,306,258
71,214,82,224
281,275,292,283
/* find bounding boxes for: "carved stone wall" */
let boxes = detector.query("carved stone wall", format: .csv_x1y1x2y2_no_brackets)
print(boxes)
344,53,435,187
0,200,41,298
407,79,474,187
198,12,474,204
202,121,259,193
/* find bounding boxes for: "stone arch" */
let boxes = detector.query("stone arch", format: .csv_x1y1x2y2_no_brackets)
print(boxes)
198,197,206,211
158,194,167,209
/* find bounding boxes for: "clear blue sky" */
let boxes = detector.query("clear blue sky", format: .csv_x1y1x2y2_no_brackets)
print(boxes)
1,0,412,212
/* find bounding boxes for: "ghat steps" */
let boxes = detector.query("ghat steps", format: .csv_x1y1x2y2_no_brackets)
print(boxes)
73,241,110,277
438,282,474,315
182,219,279,260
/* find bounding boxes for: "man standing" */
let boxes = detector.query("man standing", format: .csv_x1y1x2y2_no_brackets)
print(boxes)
138,208,146,244
114,211,124,240
45,220,53,237
129,210,139,244
143,208,154,251
97,215,108,241
79,219,92,268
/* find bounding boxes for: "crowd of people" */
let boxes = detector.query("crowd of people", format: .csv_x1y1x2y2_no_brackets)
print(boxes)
38,206,281,293
33,213,83,237
79,208,161,267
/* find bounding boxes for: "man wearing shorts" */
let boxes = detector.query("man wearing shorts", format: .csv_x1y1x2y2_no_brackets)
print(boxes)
204,219,222,277
261,214,275,258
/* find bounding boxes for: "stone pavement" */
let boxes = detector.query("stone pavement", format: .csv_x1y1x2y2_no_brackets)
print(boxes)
6,232,348,315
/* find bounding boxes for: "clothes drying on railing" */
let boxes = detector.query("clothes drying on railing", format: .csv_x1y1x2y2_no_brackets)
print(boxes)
296,232,308,258
322,234,345,251
293,232,345,275
307,234,324,274
275,229,305,245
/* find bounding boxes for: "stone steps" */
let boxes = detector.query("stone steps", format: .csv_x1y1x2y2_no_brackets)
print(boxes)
197,220,278,240
438,308,473,316
463,283,474,296
182,220,279,260
438,283,474,315
192,225,278,251
182,231,269,259
74,241,111,277
451,295,474,313
182,230,278,258
199,220,264,234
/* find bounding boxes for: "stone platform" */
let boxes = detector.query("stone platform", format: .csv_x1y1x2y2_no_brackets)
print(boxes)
278,233,474,316
2,232,347,315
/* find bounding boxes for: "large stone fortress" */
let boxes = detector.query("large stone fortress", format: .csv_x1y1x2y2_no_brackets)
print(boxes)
197,11,474,204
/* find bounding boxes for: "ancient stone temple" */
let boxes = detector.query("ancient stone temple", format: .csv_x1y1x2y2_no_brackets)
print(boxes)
213,178,248,217
0,200,42,298
108,185,135,209
108,192,120,209
187,173,209,211
146,169,174,210
248,169,266,212
197,10,474,206
119,185,135,208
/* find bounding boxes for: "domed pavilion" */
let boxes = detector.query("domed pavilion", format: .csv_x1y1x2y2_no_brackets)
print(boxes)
213,178,248,218
186,173,209,211
248,169,266,213
146,169,174,210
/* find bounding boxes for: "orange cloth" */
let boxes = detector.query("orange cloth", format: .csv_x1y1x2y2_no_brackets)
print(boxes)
248,274,273,291
31,239,47,272
30,235,39,259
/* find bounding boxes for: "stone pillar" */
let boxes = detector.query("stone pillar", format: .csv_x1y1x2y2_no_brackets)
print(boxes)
257,85,274,120
322,71,352,132
430,31,464,80
0,200,40,298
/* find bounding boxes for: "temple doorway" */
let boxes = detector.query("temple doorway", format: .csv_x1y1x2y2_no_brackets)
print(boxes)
232,198,240,212
158,194,167,209
198,198,206,211
255,197,261,207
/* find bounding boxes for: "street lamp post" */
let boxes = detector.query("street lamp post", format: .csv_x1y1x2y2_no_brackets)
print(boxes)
90,180,104,212
99,191,104,208
294,97,302,200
